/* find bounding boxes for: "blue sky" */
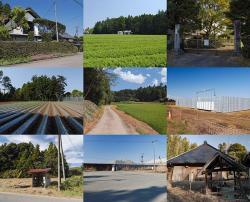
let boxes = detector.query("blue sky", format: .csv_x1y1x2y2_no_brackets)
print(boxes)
84,0,166,28
180,135,250,151
109,68,167,91
3,0,83,35
168,68,250,98
0,135,83,167
1,67,83,92
84,135,167,164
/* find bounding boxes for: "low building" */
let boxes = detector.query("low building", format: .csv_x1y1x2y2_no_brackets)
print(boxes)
168,142,247,192
28,168,51,188
117,30,132,35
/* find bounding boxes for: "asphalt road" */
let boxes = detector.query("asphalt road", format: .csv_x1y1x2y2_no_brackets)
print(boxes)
84,171,167,202
87,105,138,135
9,53,82,67
0,192,82,202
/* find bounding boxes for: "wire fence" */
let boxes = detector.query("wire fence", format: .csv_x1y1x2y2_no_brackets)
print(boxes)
63,96,84,102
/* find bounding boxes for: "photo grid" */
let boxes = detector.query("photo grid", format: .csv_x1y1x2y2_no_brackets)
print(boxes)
0,0,250,202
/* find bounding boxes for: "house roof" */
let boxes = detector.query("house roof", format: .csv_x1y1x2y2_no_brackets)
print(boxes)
59,33,74,39
167,142,235,166
201,152,247,173
28,168,51,174
25,7,40,18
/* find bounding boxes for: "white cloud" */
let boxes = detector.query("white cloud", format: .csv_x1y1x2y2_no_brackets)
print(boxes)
145,157,167,165
113,68,146,84
146,74,151,77
160,68,167,83
151,79,159,86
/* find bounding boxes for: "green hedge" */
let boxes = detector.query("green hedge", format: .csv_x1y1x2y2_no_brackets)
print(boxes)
0,41,78,59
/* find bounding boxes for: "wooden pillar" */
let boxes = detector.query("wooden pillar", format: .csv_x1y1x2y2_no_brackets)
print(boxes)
205,171,208,194
233,171,236,187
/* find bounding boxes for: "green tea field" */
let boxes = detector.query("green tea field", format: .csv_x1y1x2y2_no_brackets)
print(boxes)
115,102,166,134
84,35,166,67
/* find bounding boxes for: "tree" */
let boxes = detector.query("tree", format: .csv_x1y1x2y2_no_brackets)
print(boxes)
0,25,9,40
11,7,29,31
218,142,228,153
84,68,115,105
227,143,247,162
71,89,83,97
0,1,11,25
167,0,200,34
198,0,230,38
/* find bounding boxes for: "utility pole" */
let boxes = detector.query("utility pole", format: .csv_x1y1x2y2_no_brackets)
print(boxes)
140,153,144,165
60,136,66,181
58,135,61,191
152,140,158,172
54,0,59,42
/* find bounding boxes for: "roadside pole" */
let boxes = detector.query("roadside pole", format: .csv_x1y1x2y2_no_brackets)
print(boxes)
58,135,61,191
60,136,66,181
54,0,59,42
152,140,157,172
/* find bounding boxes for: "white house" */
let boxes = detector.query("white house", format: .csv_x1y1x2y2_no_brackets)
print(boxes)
5,8,41,41
117,30,132,35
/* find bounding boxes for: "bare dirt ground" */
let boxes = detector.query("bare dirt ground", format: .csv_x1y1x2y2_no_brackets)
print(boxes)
168,48,240,67
86,105,138,135
0,178,81,199
0,101,83,134
168,106,250,135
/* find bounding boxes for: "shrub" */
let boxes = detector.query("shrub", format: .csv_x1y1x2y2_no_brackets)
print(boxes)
27,31,34,41
0,26,10,41
61,176,83,191
41,33,53,42
0,41,78,59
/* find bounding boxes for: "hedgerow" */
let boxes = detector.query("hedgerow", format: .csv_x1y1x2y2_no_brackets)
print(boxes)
0,41,78,59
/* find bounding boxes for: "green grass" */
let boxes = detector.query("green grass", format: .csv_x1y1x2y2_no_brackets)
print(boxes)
0,56,31,66
115,102,166,134
84,34,166,67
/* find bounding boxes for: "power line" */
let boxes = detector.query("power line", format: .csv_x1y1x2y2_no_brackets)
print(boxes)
70,0,83,8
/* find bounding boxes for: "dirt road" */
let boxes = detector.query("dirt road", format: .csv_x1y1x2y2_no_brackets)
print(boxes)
87,105,138,135
0,192,82,202
169,52,240,67
9,53,82,67
84,171,166,202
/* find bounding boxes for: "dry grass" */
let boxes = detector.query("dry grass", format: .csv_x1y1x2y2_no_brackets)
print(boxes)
168,105,250,135
0,178,82,199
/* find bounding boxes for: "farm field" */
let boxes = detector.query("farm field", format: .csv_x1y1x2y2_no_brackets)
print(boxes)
168,105,250,135
84,35,167,67
0,101,83,134
115,102,166,134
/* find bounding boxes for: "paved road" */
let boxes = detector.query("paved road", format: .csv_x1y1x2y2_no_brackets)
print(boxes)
9,53,82,67
169,52,240,67
84,171,167,202
0,192,82,202
87,105,138,135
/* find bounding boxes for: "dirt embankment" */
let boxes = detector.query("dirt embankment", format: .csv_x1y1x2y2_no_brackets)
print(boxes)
168,105,250,135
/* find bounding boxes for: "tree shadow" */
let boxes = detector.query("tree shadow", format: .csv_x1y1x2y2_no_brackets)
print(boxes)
84,186,166,202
